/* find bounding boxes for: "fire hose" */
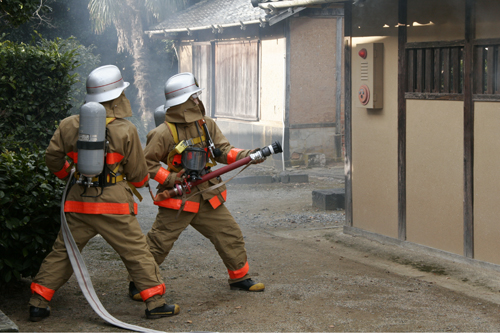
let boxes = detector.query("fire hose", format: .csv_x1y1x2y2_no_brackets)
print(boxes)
60,169,165,333
164,141,283,199
59,141,282,331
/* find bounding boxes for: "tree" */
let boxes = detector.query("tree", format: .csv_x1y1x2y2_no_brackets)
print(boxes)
0,0,51,29
88,0,189,132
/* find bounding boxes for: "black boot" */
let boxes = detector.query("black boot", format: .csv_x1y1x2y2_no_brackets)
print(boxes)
145,303,180,319
128,282,142,301
230,278,265,292
29,306,50,322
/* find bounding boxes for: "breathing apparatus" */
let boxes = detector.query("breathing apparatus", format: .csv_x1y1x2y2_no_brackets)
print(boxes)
76,102,107,188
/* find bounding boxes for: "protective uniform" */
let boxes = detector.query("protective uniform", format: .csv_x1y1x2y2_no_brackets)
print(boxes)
133,73,265,293
28,66,179,322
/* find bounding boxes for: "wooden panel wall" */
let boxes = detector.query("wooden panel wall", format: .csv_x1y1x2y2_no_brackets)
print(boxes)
193,43,212,117
214,41,259,120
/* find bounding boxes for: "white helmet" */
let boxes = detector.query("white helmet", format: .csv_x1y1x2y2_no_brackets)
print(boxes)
85,65,130,103
164,72,202,108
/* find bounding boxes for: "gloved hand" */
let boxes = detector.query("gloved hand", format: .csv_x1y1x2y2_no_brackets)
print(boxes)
165,169,185,187
249,148,266,164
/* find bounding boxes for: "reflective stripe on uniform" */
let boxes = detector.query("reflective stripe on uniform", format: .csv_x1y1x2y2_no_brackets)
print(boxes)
64,201,138,215
139,283,166,301
67,151,78,163
154,167,170,184
54,161,71,179
129,174,149,188
209,195,221,209
227,148,244,164
154,198,200,213
31,282,55,301
228,261,249,280
106,152,124,165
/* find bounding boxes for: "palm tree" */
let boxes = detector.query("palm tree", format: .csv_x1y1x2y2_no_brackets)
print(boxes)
88,0,189,131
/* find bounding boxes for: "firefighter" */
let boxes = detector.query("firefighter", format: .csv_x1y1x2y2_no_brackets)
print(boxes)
128,72,265,300
28,65,180,322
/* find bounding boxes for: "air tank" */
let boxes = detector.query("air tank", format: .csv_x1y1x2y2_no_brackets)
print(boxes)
77,102,106,177
154,105,166,127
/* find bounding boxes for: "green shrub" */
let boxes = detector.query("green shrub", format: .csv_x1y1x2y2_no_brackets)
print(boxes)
0,34,79,148
0,142,64,284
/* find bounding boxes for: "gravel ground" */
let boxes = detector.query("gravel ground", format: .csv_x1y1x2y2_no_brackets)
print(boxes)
3,163,500,332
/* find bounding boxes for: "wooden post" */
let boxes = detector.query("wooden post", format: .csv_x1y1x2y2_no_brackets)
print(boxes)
463,0,475,258
284,20,291,167
344,1,353,227
398,0,407,241
335,16,344,160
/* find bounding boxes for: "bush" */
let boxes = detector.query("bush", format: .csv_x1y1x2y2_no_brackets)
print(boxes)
0,33,79,148
0,34,86,285
0,142,64,284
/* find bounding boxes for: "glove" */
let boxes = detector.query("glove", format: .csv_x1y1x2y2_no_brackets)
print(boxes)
165,169,185,187
250,148,266,164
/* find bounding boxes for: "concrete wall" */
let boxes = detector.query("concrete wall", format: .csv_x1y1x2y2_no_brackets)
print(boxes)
289,17,340,164
260,38,285,124
351,36,399,238
406,100,464,255
474,103,500,264
216,119,283,168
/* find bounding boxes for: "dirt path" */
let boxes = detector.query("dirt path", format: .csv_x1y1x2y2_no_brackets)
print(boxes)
2,166,500,332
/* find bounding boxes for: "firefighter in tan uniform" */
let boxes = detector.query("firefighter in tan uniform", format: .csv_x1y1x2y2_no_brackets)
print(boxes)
128,73,265,299
28,65,180,322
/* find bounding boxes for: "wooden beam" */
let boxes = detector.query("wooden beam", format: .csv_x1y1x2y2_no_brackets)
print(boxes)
443,48,450,93
407,50,415,92
463,0,475,259
398,0,407,241
344,1,353,227
486,46,495,94
425,48,433,93
405,92,464,101
406,40,465,49
452,48,460,93
433,48,441,93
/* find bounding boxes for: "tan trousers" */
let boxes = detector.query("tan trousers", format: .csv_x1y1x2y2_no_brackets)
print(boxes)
146,200,250,284
30,212,165,310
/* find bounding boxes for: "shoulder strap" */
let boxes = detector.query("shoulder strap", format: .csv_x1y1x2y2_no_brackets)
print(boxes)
106,117,143,201
165,121,179,144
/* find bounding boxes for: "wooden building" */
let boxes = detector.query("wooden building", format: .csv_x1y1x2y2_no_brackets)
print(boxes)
337,0,500,266
145,0,345,169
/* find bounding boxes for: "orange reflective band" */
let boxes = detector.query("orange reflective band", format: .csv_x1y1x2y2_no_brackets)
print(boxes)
67,151,78,163
227,148,244,164
54,161,70,179
221,190,227,201
64,201,137,215
140,283,166,301
228,262,249,280
130,174,149,188
154,167,170,184
209,195,221,209
106,152,124,165
155,198,200,213
31,282,55,301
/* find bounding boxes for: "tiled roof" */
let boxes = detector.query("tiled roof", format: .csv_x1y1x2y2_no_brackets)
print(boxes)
146,0,266,33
